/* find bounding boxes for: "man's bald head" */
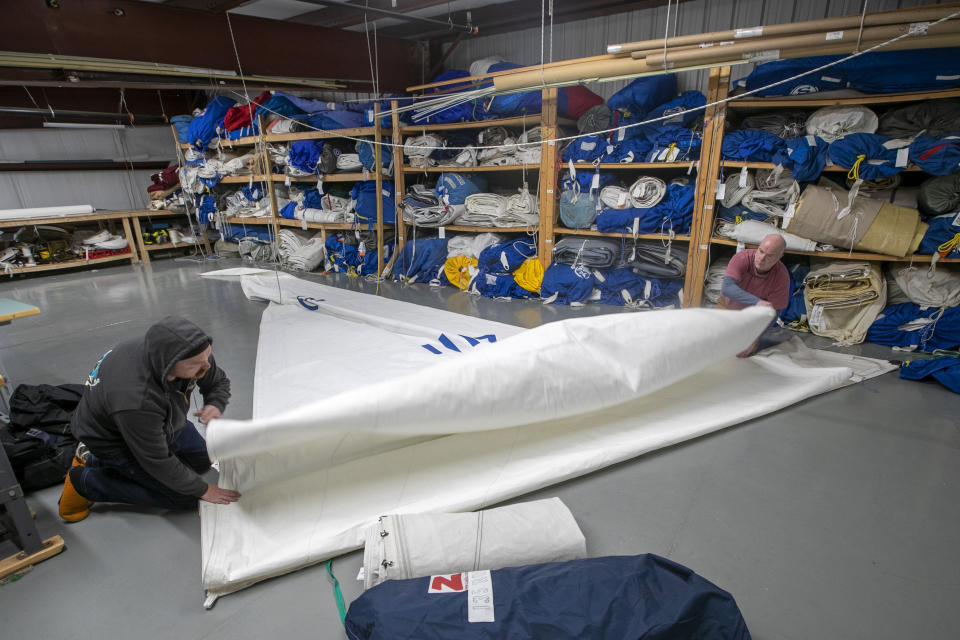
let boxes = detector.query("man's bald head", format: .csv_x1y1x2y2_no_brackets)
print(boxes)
754,234,786,273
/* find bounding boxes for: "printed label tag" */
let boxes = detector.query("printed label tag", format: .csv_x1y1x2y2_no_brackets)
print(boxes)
467,570,495,623
736,241,745,253
632,216,640,237
715,181,726,200
428,573,466,593
317,179,324,194
438,226,446,239
617,191,628,207
581,141,597,151
739,165,749,188
591,173,600,191
825,30,844,41
735,26,763,38
895,148,909,168
300,215,308,231
285,175,291,186
809,304,825,331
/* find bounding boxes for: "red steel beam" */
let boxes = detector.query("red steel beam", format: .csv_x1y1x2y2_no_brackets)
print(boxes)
0,0,421,91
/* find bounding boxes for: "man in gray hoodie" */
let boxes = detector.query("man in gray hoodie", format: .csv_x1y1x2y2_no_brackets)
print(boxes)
59,316,240,522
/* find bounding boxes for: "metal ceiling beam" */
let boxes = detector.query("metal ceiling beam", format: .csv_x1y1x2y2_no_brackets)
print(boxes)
290,0,454,30
293,0,477,34
378,0,686,41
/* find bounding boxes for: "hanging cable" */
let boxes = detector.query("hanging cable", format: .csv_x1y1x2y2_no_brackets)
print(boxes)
855,0,870,53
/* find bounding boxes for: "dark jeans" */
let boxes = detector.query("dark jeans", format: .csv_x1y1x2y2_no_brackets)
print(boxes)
74,421,211,510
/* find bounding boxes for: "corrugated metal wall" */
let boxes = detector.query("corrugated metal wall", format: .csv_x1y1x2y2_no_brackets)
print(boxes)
443,0,951,97
0,126,177,211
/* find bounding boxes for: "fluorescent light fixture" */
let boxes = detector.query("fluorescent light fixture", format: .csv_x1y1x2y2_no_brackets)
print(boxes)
42,122,127,129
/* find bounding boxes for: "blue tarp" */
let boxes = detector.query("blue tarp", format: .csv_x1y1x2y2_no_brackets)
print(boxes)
477,238,536,274
186,96,235,151
357,140,392,173
301,110,366,131
644,124,701,161
867,302,960,352
596,182,695,234
435,173,488,205
541,263,596,304
561,134,606,163
351,181,396,227
899,356,960,394
827,133,904,180
345,555,751,640
594,267,661,306
721,129,787,162
254,93,304,120
916,214,960,257
736,48,960,96
644,90,706,127
394,237,448,283
608,75,678,118
559,170,613,193
288,140,324,174
473,270,534,298
772,135,829,183
779,263,809,323
909,135,960,176
601,137,653,163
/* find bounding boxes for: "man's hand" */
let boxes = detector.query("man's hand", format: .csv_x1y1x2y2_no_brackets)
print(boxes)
194,404,222,425
201,484,241,504
756,300,774,309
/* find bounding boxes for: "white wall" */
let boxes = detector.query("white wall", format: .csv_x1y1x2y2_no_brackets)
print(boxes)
0,125,177,211
442,0,947,97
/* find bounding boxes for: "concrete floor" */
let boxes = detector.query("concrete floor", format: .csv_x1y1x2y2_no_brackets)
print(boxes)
1,256,958,640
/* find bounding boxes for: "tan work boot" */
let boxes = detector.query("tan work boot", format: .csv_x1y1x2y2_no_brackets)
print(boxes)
58,467,92,522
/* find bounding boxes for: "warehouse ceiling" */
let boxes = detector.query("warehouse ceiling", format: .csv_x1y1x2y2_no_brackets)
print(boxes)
0,0,671,128
147,0,673,40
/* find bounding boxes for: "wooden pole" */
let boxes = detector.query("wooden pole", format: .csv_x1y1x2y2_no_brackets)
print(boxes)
642,19,960,68
538,88,558,271
390,99,406,278
684,66,730,308
374,103,384,280
608,3,960,53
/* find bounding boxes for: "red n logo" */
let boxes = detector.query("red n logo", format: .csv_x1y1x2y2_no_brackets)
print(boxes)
428,573,465,593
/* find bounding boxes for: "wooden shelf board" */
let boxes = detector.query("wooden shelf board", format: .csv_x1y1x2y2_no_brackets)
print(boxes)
277,219,395,231
264,127,378,142
220,175,264,184
399,115,542,133
400,222,538,233
556,228,691,241
223,217,273,225
129,209,190,218
143,242,197,252
4,253,134,273
279,173,368,183
594,162,699,170
401,165,539,173
710,236,958,262
0,211,136,228
727,87,960,109
720,160,924,173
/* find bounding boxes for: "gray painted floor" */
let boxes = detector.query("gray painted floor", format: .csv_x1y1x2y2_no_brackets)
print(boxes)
0,257,958,640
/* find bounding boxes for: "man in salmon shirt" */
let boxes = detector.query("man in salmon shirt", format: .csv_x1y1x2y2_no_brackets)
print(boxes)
719,234,790,357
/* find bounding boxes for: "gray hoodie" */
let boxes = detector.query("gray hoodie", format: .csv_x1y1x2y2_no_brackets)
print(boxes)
71,316,231,497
